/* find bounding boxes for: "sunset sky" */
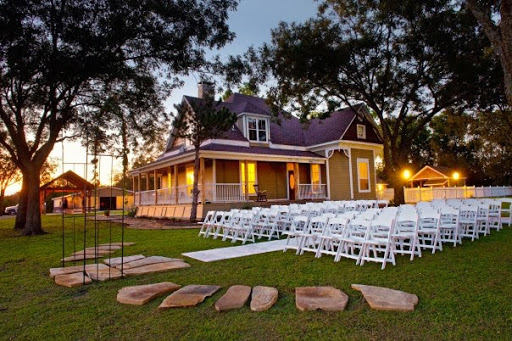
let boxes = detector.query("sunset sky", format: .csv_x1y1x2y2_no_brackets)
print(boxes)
6,0,319,195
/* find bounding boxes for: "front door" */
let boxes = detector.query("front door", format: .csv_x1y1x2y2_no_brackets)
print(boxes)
288,170,296,201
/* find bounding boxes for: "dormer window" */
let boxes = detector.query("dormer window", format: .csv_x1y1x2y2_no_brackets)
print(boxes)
357,124,366,139
247,117,268,142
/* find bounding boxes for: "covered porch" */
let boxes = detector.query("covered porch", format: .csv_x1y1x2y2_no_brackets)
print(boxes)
131,155,329,209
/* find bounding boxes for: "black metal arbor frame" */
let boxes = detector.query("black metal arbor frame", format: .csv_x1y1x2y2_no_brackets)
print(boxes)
59,140,128,284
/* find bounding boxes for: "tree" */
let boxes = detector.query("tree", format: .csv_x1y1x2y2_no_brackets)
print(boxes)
0,148,21,216
236,0,500,203
0,0,238,235
172,95,237,221
466,0,512,106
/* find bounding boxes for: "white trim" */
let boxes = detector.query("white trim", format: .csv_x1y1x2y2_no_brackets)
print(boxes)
269,142,309,151
356,158,371,193
325,156,331,200
239,112,270,119
308,140,383,152
246,116,269,143
348,149,354,199
373,149,377,196
339,114,357,141
202,139,250,147
411,165,450,181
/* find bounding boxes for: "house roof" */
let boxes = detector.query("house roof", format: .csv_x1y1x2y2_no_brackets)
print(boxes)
410,165,460,181
40,171,94,191
200,143,322,158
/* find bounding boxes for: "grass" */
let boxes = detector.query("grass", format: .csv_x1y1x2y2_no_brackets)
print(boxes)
0,215,511,340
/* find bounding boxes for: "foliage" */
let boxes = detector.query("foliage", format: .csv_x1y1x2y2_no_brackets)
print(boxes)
0,216,510,339
0,148,21,215
172,95,237,221
226,0,501,203
0,0,239,235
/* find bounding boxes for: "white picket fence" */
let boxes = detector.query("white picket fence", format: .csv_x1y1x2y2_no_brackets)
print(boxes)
404,186,512,203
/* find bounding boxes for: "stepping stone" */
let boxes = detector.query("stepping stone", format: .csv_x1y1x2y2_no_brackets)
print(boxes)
351,284,419,312
61,254,103,262
123,261,190,276
250,286,278,312
99,242,135,247
86,266,124,281
295,286,349,312
215,285,252,312
159,285,221,309
50,264,109,278
115,256,184,270
86,245,122,251
54,272,92,287
104,255,146,267
71,249,114,256
117,282,181,305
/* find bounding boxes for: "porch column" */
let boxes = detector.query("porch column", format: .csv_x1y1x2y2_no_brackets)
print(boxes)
145,173,149,192
137,174,141,205
132,177,135,195
325,160,331,200
200,158,205,204
244,160,249,201
174,165,179,204
154,170,158,205
212,160,217,202
294,162,300,200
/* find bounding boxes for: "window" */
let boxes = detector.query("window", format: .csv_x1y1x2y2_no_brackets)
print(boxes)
247,117,267,142
186,166,194,193
357,158,370,192
311,164,321,185
357,124,366,139
240,161,257,194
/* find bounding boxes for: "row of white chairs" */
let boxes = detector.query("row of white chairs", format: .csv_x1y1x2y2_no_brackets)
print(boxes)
283,198,510,269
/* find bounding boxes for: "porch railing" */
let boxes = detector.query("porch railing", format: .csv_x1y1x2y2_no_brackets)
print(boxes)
298,184,328,200
404,186,512,203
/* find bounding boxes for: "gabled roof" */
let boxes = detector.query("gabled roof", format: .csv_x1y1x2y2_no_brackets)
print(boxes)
40,170,94,191
411,165,454,181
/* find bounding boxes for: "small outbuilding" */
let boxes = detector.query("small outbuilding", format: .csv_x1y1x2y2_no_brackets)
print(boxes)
408,165,465,188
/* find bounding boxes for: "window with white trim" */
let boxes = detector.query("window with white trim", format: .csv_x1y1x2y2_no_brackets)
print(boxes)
357,124,366,139
357,158,370,192
247,117,268,142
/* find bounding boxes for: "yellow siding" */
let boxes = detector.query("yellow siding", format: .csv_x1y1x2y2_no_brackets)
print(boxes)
215,160,240,183
257,162,287,199
351,149,377,200
299,164,310,184
328,151,352,200
204,159,214,183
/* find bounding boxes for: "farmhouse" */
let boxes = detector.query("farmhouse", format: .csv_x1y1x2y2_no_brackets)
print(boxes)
130,86,383,218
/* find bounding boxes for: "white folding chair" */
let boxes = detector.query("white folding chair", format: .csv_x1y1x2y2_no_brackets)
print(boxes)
417,210,442,253
231,212,256,244
221,212,243,241
500,198,512,228
315,217,350,258
334,218,371,264
439,206,461,246
211,211,230,239
359,216,396,269
198,210,216,237
283,215,309,252
297,216,329,255
392,212,421,261
458,205,478,241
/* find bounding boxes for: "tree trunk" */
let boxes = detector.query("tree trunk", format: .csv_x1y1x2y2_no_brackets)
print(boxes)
189,146,201,222
14,177,28,230
21,167,44,235
0,188,5,216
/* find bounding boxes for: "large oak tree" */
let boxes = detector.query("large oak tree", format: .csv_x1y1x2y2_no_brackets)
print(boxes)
0,0,238,235
238,0,501,203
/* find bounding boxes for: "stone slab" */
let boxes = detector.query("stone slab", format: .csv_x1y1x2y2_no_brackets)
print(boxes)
117,282,181,305
99,242,135,247
61,254,103,262
250,286,278,312
122,261,190,276
86,245,122,251
104,255,146,267
295,286,349,312
215,285,252,312
115,256,184,270
159,285,221,309
71,249,114,256
50,264,110,278
86,266,124,281
54,272,92,287
351,284,419,312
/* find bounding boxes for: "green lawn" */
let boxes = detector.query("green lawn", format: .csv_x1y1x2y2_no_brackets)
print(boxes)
0,215,511,340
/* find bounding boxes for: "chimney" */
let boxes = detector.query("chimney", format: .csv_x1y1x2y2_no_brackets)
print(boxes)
198,81,215,99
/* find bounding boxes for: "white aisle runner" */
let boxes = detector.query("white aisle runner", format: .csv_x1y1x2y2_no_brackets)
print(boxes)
182,239,289,262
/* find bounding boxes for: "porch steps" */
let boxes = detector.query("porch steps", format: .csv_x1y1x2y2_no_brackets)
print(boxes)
182,239,290,262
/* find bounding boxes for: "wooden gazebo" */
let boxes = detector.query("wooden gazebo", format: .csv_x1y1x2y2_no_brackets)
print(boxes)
40,171,94,213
